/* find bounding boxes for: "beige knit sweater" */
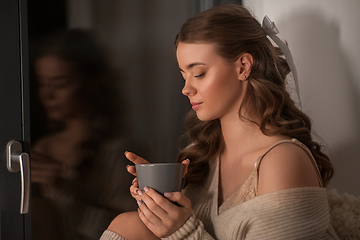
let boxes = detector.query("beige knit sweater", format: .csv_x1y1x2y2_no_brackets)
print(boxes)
100,187,338,240
164,187,339,239
100,139,339,239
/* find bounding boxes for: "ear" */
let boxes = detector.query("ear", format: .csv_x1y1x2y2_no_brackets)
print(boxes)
236,53,253,81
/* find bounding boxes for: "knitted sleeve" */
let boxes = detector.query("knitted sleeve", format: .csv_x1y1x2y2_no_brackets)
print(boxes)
161,215,215,240
99,230,126,240
99,217,214,240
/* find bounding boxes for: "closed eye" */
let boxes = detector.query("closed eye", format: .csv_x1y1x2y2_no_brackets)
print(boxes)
194,73,205,78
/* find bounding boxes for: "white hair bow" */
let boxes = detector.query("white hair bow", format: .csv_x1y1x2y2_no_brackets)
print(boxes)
262,15,302,109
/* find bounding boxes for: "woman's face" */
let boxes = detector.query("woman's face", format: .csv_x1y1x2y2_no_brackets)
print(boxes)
176,42,246,122
35,56,81,121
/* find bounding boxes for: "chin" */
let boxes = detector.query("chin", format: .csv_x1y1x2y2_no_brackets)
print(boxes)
47,112,65,121
195,112,217,122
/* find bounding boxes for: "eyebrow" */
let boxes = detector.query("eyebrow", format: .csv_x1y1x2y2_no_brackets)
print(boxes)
179,62,205,72
37,75,69,81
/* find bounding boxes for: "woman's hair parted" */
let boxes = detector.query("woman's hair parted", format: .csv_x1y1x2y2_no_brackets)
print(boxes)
175,5,334,187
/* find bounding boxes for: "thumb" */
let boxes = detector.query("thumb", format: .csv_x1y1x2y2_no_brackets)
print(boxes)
181,159,190,177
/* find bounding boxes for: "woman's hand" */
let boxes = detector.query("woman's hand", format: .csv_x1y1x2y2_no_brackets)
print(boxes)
125,151,190,201
125,151,149,177
30,151,62,186
125,151,149,201
136,187,192,238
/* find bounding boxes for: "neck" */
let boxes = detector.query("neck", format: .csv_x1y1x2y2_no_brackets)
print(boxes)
62,117,89,142
64,116,85,128
219,112,265,163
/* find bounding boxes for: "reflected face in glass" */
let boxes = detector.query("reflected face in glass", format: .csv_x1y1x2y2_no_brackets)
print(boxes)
35,56,81,121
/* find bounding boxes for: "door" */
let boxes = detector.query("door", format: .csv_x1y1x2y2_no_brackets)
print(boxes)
1,1,243,239
0,0,31,239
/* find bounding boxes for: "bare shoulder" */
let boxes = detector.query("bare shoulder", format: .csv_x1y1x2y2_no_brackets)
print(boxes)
257,142,320,195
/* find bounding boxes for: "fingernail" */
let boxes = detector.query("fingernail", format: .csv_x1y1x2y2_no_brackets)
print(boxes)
144,187,149,193
137,208,141,213
164,192,173,198
137,190,143,196
124,151,128,156
132,178,137,184
126,165,130,169
137,200,142,206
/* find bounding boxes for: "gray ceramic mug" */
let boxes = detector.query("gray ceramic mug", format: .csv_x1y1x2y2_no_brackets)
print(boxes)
135,163,184,195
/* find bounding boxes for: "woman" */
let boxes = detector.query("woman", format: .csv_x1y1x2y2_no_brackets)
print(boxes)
101,5,339,239
31,29,137,240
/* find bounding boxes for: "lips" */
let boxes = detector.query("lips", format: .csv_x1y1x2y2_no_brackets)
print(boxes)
45,105,60,112
190,101,202,111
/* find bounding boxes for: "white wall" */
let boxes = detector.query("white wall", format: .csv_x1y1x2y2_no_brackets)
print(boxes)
244,0,360,196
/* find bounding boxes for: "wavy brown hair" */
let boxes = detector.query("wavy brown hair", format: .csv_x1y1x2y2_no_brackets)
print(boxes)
175,5,334,187
34,29,126,170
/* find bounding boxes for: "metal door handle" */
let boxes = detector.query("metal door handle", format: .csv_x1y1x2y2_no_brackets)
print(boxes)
6,140,30,214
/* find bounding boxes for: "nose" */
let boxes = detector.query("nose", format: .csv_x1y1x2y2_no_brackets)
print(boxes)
182,79,196,96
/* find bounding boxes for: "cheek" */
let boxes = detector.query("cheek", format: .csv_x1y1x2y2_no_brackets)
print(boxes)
205,74,239,97
53,87,78,104
38,88,47,101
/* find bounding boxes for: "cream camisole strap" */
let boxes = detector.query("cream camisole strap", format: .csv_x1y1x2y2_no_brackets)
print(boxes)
218,138,323,214
254,138,324,192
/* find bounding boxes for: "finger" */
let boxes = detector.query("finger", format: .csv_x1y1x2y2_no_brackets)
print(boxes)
141,187,171,217
130,184,138,195
137,196,163,226
30,152,59,164
31,169,56,178
126,165,137,176
132,177,138,186
130,185,141,201
124,151,149,165
31,164,61,178
137,207,157,232
181,159,190,177
31,162,61,172
31,169,56,184
163,192,191,209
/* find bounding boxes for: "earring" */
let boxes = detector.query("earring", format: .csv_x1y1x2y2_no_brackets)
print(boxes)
244,75,247,78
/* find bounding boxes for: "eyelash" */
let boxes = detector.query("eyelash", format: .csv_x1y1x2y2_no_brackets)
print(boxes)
180,72,205,82
194,73,205,78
